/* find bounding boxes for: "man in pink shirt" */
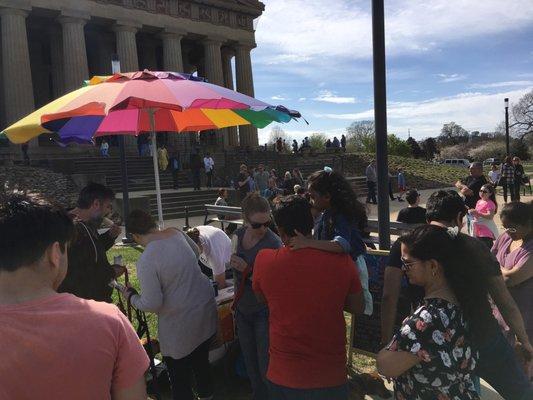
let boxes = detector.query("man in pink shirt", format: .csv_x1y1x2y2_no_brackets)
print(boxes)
0,193,149,400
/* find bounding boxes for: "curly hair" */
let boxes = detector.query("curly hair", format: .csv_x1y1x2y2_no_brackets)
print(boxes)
399,225,494,342
185,227,201,244
307,169,368,231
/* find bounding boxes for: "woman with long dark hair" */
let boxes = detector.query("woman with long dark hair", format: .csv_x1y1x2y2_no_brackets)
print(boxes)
289,168,373,315
377,225,494,399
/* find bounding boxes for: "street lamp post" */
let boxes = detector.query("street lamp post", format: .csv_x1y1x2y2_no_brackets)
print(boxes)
371,0,391,250
504,98,510,156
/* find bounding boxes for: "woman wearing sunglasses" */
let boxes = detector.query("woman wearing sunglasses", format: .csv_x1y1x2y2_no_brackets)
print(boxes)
229,193,282,400
467,183,498,249
377,225,494,399
492,201,533,377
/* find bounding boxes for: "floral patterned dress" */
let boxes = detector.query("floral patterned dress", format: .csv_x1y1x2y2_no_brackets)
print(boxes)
387,298,479,400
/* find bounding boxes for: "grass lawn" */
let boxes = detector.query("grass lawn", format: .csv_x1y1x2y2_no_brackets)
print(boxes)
351,153,467,189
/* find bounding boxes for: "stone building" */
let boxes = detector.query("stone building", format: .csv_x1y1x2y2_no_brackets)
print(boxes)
0,0,263,157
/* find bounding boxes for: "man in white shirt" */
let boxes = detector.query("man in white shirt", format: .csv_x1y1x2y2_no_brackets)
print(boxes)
488,163,501,186
203,153,215,188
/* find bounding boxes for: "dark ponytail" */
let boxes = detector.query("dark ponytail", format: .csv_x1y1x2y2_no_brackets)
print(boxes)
399,225,493,342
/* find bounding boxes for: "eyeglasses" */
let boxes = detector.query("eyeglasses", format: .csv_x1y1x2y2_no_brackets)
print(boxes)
479,190,489,194
500,226,517,233
401,257,422,271
250,221,271,229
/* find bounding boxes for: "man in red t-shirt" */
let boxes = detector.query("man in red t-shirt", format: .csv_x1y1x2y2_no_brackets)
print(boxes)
253,195,364,399
0,193,149,400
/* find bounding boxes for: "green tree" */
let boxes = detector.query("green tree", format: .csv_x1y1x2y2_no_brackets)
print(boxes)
420,137,439,160
406,136,424,158
387,134,411,157
309,132,328,150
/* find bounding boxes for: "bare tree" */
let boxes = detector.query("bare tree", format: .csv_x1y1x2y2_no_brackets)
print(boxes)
268,125,290,144
510,90,533,140
346,120,375,151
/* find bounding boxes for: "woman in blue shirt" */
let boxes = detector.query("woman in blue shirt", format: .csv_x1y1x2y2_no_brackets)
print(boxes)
289,168,373,315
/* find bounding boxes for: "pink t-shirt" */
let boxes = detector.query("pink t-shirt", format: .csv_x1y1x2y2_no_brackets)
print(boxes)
474,199,497,238
0,293,149,400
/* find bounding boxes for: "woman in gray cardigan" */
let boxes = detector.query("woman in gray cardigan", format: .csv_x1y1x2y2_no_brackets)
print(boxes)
122,210,217,400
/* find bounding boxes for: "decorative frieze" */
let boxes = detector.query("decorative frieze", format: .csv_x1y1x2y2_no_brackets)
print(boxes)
91,0,257,30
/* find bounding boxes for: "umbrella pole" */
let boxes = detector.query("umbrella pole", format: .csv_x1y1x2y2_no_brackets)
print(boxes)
149,109,164,229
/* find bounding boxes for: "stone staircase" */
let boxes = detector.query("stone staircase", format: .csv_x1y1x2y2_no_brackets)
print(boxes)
148,189,219,220
73,156,191,192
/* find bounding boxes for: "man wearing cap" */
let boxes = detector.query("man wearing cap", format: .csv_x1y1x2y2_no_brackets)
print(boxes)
455,161,487,210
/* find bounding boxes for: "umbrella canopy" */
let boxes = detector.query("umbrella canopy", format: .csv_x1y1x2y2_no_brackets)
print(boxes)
1,70,302,227
2,70,296,144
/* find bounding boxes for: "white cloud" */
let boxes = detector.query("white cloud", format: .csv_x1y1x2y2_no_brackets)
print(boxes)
314,87,533,138
298,97,307,101
271,95,288,100
312,90,357,104
438,73,467,83
257,0,533,63
469,81,533,89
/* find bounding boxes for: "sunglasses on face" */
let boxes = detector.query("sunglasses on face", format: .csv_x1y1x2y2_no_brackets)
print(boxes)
401,257,422,271
500,226,518,233
479,190,489,194
250,221,271,229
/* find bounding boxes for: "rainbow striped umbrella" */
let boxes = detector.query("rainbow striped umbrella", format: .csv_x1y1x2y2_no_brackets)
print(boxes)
1,70,302,226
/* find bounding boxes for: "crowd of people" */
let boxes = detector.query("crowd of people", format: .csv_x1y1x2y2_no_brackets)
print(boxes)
1,160,531,399
234,163,307,203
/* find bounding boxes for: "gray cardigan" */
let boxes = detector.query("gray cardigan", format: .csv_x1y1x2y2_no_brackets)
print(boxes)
131,231,217,359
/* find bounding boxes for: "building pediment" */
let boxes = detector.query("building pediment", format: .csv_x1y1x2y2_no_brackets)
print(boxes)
91,0,263,30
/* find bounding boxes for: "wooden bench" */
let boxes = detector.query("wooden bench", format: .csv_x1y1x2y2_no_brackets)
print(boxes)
364,219,422,247
203,204,244,230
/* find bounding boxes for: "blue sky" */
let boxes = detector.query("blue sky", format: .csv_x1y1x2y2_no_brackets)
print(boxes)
250,0,533,143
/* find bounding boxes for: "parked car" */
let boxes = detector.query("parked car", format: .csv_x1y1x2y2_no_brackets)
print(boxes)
442,159,471,168
483,158,501,166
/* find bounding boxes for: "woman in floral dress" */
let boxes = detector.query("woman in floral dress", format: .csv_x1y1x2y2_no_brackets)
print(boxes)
377,225,494,399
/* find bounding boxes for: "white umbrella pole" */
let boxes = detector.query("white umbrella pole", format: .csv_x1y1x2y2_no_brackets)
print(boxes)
149,109,164,229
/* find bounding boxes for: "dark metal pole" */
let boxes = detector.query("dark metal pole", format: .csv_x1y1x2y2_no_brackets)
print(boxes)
504,98,510,156
371,0,391,249
112,54,132,242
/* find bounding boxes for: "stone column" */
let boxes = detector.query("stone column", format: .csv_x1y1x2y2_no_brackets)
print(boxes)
235,43,258,147
58,16,89,93
113,22,140,149
161,29,184,72
161,29,186,151
1,6,35,147
49,26,64,97
203,37,226,147
203,38,224,86
113,22,140,72
222,49,239,147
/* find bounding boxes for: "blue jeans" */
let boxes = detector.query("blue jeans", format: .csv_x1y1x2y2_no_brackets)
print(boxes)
235,308,270,400
476,330,533,400
269,382,348,400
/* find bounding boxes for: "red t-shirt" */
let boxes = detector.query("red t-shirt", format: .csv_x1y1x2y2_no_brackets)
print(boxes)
0,293,149,400
253,246,362,389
